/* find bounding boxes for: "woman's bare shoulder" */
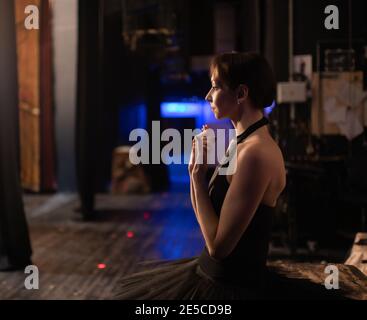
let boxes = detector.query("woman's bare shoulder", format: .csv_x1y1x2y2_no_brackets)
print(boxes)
227,136,284,187
237,135,278,157
237,136,284,170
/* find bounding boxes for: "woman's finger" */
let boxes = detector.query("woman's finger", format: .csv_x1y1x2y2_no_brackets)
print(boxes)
192,138,196,164
202,136,207,163
202,136,207,150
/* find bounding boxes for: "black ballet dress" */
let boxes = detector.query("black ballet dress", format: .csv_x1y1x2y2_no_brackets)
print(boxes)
113,117,277,300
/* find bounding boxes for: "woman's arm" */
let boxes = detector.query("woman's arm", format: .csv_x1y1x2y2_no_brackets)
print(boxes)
192,146,271,259
189,125,209,218
189,143,198,217
192,178,219,254
190,178,198,217
189,135,220,255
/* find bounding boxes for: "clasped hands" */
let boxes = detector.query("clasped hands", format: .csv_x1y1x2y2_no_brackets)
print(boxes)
188,124,210,185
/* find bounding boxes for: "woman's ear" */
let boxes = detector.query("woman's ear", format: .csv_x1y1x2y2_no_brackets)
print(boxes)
237,84,249,104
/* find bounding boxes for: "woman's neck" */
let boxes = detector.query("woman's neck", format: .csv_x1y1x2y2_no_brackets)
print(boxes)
230,107,265,136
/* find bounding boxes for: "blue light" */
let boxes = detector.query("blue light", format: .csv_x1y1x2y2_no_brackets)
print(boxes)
160,99,232,187
118,103,147,144
155,207,204,260
161,102,202,118
264,100,276,116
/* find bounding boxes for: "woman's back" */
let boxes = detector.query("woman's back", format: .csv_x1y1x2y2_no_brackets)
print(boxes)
228,127,286,208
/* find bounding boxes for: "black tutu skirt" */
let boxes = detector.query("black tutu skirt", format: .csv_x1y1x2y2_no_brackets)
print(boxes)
113,250,354,300
113,256,265,300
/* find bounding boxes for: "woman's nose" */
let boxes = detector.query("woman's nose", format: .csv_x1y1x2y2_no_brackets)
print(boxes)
205,90,212,102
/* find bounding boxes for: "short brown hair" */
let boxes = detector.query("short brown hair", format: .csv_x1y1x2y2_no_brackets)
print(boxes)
210,52,276,109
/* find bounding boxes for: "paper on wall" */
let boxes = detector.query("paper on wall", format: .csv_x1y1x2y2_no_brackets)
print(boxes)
322,80,367,140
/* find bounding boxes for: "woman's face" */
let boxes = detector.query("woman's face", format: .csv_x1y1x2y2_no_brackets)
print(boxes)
205,68,237,119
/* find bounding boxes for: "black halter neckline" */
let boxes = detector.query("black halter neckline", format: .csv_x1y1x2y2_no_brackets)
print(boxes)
207,116,270,189
236,117,269,144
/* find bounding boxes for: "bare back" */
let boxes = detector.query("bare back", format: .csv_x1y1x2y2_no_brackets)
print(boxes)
227,127,286,207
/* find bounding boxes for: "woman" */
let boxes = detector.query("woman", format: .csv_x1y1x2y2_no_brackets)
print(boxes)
114,52,286,300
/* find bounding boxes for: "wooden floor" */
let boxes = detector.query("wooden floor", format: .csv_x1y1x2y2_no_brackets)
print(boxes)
1,191,366,300
0,192,203,299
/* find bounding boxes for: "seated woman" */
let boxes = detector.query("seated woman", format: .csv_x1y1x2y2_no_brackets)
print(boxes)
114,52,291,299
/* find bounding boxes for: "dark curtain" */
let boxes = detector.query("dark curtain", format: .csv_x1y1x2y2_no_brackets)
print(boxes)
239,0,289,82
99,2,123,193
76,0,104,219
240,0,262,52
0,0,32,270
145,64,170,192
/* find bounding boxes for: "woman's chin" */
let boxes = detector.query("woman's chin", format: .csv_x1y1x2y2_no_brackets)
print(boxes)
211,108,224,119
214,112,223,120
211,110,219,119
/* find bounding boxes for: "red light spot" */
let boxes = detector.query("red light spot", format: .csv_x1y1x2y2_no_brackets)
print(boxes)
97,263,106,269
126,231,134,238
143,212,150,220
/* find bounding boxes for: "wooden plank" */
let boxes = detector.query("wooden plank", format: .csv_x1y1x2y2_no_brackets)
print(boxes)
345,232,367,276
15,0,41,191
268,260,367,300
